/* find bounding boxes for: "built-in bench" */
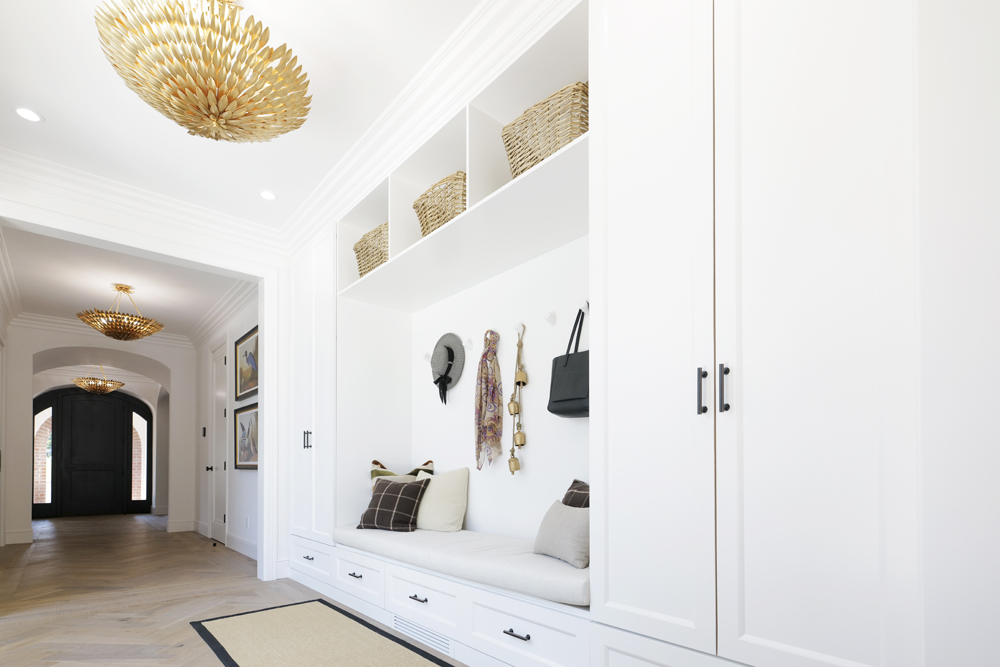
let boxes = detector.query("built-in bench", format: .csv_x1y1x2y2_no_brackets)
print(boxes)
333,526,590,607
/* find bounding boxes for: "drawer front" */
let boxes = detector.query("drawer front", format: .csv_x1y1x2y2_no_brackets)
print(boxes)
385,563,463,636
289,537,332,582
332,548,385,608
466,588,590,667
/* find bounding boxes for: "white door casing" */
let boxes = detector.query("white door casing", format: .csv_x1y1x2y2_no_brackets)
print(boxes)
714,2,922,666
211,344,227,544
590,0,717,653
290,244,315,542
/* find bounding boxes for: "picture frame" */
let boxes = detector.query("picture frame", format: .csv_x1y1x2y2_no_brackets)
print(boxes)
234,403,259,470
234,325,259,400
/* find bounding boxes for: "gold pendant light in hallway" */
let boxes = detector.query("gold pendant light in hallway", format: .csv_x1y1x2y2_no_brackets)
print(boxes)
71,364,125,394
77,284,165,341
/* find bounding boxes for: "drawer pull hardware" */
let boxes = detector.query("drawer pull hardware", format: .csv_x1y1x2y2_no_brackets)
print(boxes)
303,555,314,561
504,628,531,642
348,572,363,579
719,364,731,412
409,594,428,604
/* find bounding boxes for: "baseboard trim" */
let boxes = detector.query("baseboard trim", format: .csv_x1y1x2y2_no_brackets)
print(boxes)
275,558,289,580
5,529,33,544
196,521,209,537
152,506,168,516
227,533,257,560
166,520,195,533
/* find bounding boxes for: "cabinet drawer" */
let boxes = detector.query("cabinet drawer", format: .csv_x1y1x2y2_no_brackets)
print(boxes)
331,547,384,607
289,537,332,582
384,563,463,636
466,588,590,667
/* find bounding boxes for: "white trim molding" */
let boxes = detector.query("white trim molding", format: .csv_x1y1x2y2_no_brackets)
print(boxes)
189,280,259,350
226,534,258,561
167,520,195,533
10,313,194,349
4,529,34,544
0,226,23,345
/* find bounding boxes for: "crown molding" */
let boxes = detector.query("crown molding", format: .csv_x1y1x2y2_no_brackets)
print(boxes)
0,147,289,271
9,312,194,349
0,226,23,345
281,0,581,254
189,279,259,349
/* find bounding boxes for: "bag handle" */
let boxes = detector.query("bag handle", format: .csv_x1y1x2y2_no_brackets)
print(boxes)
563,309,585,366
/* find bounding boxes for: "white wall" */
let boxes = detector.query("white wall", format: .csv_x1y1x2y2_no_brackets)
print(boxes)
195,291,259,559
411,237,589,540
154,387,169,515
3,321,196,543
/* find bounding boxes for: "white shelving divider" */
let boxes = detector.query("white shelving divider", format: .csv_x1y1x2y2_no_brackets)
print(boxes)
337,179,389,291
388,109,468,258
339,133,588,312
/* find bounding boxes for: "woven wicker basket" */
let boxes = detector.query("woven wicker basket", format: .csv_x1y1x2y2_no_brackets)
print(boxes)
412,171,467,236
502,81,589,179
353,222,389,278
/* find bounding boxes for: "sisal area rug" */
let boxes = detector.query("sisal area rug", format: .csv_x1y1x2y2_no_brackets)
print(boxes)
191,599,453,667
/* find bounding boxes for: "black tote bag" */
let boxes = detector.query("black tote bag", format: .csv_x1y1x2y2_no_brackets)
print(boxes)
547,309,589,418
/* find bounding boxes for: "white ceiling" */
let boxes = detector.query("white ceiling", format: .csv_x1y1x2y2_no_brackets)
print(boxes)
2,225,247,338
0,0,478,229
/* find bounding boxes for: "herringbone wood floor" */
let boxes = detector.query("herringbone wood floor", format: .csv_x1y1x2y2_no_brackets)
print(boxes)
0,515,463,666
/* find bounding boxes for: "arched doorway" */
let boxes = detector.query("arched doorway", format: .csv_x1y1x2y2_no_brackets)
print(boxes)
32,387,153,519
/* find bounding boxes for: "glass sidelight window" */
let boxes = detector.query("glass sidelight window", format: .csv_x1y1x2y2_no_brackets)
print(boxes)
131,412,148,501
33,407,53,504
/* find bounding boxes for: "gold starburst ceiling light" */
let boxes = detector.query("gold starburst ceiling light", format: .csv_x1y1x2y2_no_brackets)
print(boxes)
73,366,126,395
95,0,311,142
78,284,165,342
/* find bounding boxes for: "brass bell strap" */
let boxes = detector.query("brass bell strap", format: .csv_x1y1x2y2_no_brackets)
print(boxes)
508,324,527,475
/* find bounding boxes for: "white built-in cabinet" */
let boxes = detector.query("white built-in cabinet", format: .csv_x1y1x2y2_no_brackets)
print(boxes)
591,1,922,666
290,226,337,548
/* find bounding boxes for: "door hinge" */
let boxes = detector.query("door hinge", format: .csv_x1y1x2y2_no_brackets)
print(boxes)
224,356,227,365
202,427,206,437
224,408,227,417
223,513,226,524
224,461,226,471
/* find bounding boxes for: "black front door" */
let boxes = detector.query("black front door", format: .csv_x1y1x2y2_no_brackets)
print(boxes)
33,388,154,519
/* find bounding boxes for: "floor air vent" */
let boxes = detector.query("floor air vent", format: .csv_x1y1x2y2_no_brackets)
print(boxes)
393,616,451,656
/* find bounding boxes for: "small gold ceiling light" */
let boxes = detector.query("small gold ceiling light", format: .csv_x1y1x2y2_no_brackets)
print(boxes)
77,284,165,341
95,0,311,143
73,365,126,395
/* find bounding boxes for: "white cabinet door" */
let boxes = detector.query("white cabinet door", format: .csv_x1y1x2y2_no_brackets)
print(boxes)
714,2,921,666
310,229,336,545
591,623,728,667
591,0,716,653
290,245,316,541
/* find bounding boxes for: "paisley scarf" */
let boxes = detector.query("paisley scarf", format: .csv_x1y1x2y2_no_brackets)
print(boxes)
474,330,503,470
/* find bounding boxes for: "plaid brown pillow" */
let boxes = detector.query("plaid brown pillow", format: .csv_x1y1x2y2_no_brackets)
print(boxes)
358,477,431,531
561,479,590,508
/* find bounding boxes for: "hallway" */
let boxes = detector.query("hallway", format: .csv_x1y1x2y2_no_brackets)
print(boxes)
0,516,315,666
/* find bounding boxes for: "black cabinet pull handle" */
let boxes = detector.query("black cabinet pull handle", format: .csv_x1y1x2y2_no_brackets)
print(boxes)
409,594,428,604
206,466,213,471
303,555,314,561
348,572,362,579
504,628,531,642
696,367,709,414
719,364,731,412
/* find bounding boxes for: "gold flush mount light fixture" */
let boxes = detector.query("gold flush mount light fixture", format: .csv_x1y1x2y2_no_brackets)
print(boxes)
77,284,165,342
73,365,126,395
95,0,311,143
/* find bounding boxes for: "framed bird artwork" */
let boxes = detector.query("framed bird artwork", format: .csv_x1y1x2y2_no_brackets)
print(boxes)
235,326,259,400
234,403,259,469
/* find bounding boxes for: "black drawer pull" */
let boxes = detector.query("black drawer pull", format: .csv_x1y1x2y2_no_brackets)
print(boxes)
303,555,314,561
504,628,531,642
348,572,363,579
409,594,428,604
719,364,731,412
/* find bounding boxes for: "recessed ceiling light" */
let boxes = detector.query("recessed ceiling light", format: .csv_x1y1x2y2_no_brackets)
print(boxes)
259,191,277,201
15,108,43,122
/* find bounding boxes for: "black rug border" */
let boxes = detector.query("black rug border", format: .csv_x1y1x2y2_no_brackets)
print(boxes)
191,598,453,667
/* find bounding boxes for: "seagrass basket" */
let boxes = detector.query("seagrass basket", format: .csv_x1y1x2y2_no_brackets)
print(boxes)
413,171,467,236
502,81,589,178
353,222,388,278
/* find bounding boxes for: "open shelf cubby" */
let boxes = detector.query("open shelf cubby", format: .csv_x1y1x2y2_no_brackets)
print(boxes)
336,0,588,312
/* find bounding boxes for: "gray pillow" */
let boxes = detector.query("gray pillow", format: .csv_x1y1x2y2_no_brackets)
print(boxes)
533,500,590,568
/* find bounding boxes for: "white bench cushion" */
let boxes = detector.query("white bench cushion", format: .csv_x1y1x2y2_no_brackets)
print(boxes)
334,526,590,607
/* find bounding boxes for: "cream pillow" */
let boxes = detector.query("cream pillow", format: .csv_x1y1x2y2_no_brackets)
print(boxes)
533,500,590,568
415,468,469,532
